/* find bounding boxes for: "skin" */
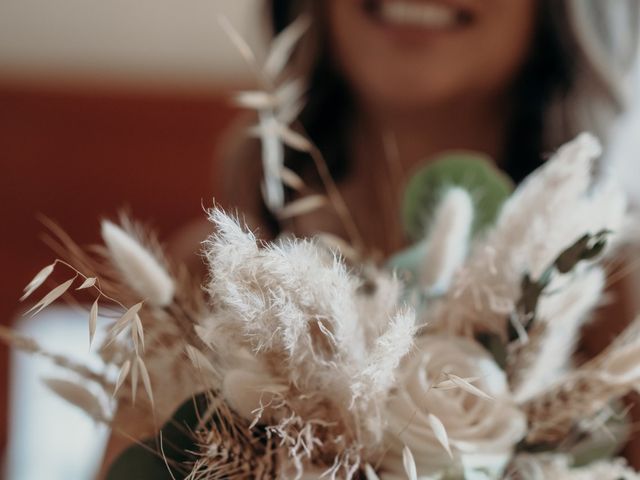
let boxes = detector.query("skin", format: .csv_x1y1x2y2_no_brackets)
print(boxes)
288,0,538,256
326,0,538,113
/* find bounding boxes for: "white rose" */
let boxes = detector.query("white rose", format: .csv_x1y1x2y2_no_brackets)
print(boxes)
381,335,526,479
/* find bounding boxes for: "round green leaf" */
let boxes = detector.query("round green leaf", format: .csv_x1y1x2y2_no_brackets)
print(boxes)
402,152,514,241
106,395,207,480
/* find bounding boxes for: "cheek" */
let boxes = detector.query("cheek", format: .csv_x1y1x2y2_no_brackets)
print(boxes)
466,0,538,95
326,0,418,105
326,0,538,109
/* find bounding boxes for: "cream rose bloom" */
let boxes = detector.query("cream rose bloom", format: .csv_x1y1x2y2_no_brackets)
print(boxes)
380,335,526,479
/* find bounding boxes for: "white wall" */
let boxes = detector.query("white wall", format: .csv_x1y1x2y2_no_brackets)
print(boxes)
0,0,266,90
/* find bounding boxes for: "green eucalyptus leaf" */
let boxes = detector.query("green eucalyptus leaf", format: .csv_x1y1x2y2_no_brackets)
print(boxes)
106,395,208,480
387,240,427,283
569,402,631,467
402,152,513,241
105,443,172,480
476,331,508,370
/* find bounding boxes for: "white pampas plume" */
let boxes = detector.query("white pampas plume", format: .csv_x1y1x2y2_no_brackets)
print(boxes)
420,187,473,295
203,208,365,385
355,308,415,397
202,208,415,459
522,316,640,444
429,133,627,337
512,267,605,402
101,220,175,307
354,269,406,344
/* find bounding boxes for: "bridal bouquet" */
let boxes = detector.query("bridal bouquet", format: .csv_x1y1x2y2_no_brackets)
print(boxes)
4,18,640,480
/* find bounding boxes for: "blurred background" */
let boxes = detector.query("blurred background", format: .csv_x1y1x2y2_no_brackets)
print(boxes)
1,1,640,478
0,0,265,477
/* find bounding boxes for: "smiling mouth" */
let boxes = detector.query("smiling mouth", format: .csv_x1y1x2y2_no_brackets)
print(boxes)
362,0,474,30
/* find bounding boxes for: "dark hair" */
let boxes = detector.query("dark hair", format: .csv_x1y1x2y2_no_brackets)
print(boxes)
502,1,575,182
260,0,577,242
270,0,575,186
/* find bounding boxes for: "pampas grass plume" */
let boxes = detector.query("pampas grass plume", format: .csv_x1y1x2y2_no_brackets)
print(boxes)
513,267,605,402
420,187,473,295
101,220,175,307
430,133,626,336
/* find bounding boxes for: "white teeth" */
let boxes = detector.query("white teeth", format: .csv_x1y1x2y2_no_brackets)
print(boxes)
380,1,458,29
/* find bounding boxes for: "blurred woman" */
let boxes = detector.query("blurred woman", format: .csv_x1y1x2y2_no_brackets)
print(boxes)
223,0,639,256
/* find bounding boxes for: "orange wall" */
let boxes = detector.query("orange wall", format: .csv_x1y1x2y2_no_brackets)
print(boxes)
0,84,238,453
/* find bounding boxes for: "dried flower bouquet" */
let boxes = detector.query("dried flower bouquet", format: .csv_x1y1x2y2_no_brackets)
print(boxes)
4,17,640,480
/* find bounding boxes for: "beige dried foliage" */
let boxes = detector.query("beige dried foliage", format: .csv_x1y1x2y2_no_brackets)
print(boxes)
276,194,328,220
509,267,605,402
509,454,640,480
263,15,311,78
43,378,109,423
427,414,453,459
185,345,219,378
442,373,493,400
0,326,112,394
77,276,97,290
185,397,278,480
402,445,418,480
20,263,55,301
428,133,626,338
131,357,139,404
201,208,415,474
137,356,154,409
223,15,309,213
420,187,473,295
25,277,75,316
0,326,40,353
522,316,640,445
114,359,131,397
10,125,640,480
88,298,98,348
108,302,143,340
280,167,306,192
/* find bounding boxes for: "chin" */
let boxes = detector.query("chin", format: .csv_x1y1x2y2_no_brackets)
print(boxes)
354,71,466,111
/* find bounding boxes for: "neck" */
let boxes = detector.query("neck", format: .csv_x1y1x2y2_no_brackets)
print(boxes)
352,94,512,175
